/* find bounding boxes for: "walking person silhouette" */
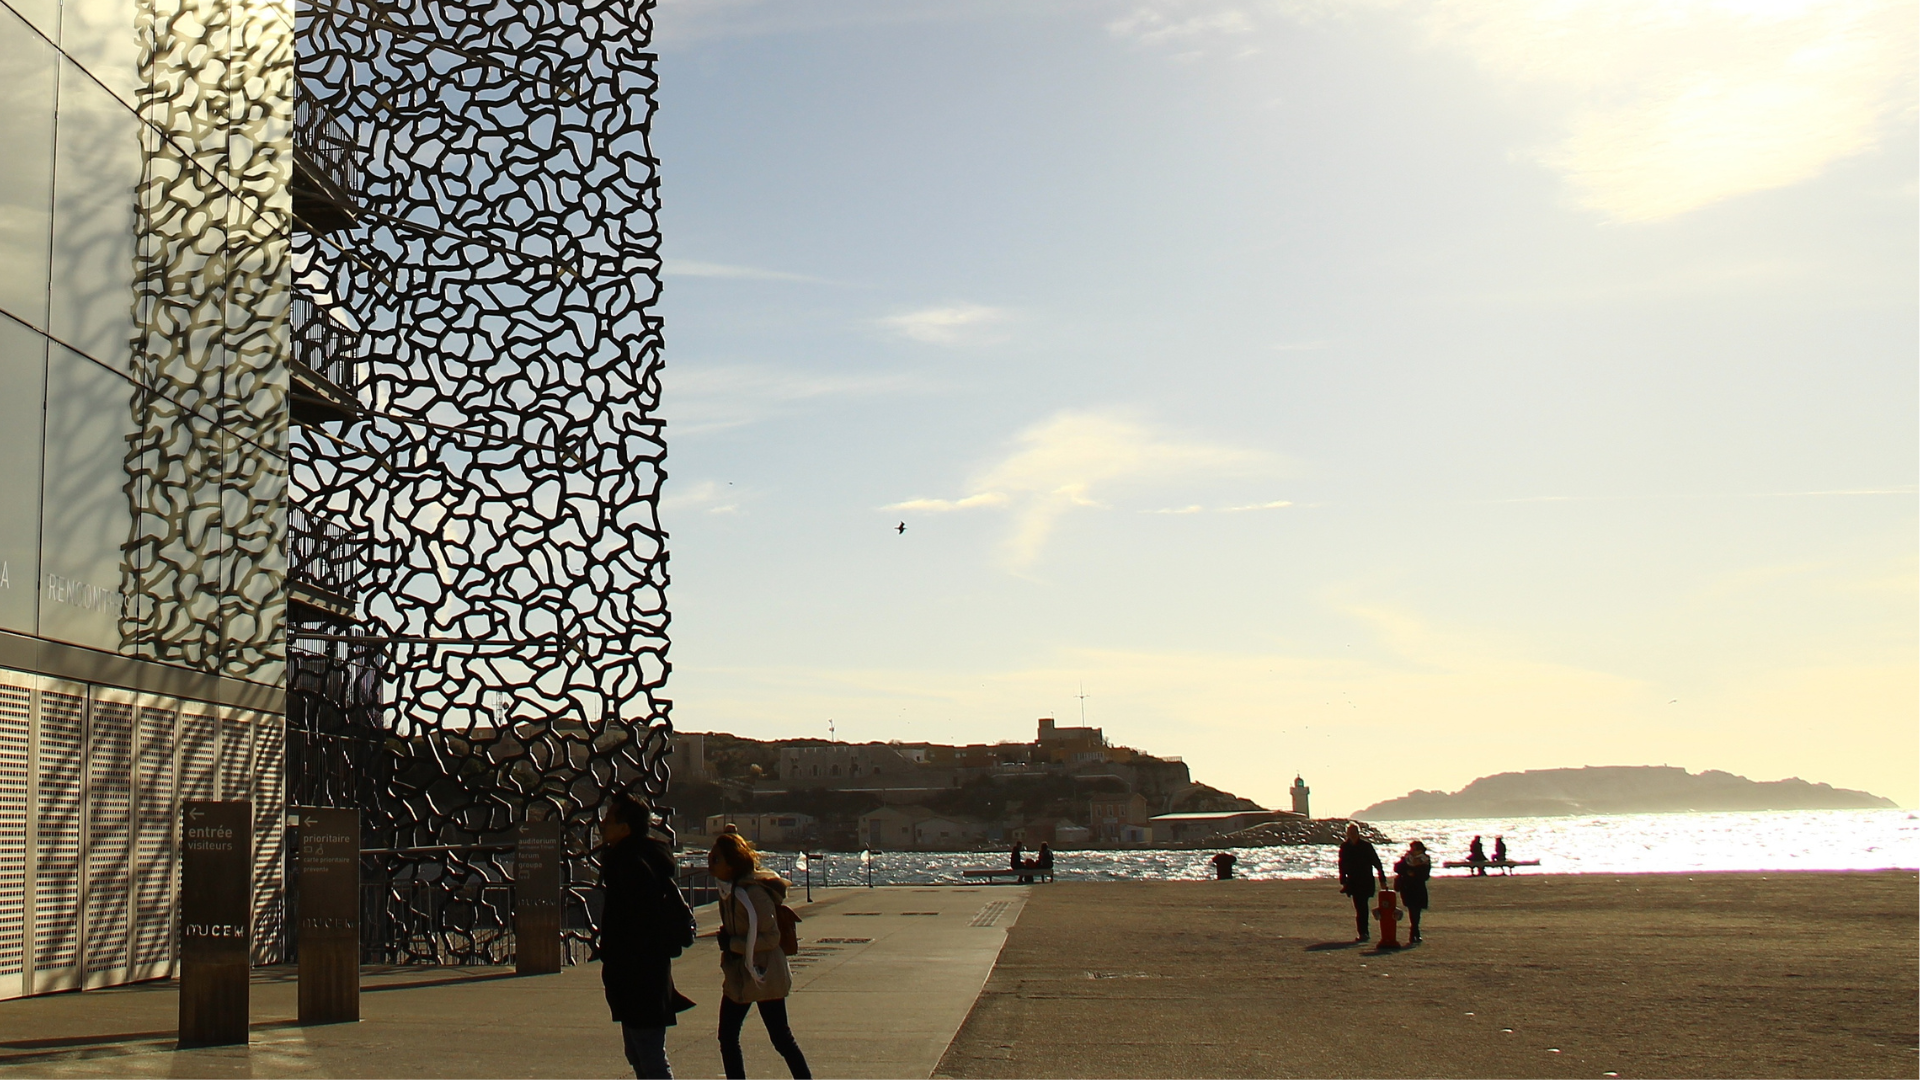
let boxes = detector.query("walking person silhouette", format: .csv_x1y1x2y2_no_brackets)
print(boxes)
598,794,696,1079
711,832,812,1079
1338,823,1386,942
1393,840,1433,945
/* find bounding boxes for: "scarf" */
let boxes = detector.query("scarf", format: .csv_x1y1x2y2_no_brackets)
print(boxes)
719,880,766,985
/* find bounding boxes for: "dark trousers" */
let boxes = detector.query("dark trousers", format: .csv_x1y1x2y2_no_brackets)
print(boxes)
1409,907,1423,940
622,1024,672,1079
719,997,811,1080
1350,892,1371,939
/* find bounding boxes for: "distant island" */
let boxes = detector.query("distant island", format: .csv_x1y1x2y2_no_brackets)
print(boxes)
1353,766,1897,820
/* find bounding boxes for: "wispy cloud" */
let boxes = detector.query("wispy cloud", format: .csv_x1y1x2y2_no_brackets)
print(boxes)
1110,0,1918,222
667,364,930,434
889,492,1011,513
1108,2,1255,43
664,258,837,284
1473,487,1918,505
1432,0,1916,222
1144,498,1293,514
655,0,1022,44
875,303,1012,346
885,409,1281,568
662,479,744,515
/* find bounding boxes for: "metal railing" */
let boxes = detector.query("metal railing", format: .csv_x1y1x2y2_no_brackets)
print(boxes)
289,506,367,603
290,291,364,396
294,83,363,201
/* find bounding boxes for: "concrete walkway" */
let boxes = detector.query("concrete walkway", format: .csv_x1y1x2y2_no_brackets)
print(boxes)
674,884,1028,1079
0,884,1028,1079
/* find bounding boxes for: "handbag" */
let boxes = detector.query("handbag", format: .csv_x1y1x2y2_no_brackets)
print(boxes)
774,903,800,957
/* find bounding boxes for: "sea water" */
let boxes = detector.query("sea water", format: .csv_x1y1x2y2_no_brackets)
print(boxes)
769,809,1919,887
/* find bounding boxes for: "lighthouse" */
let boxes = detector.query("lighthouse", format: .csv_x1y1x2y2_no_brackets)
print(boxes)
1291,775,1311,818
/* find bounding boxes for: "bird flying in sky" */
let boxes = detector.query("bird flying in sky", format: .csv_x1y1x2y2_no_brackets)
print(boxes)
896,521,906,534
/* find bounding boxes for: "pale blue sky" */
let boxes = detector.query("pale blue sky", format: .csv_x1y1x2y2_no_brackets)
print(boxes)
648,0,1917,815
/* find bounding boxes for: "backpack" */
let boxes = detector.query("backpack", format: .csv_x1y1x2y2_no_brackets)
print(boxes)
661,880,696,957
646,855,694,958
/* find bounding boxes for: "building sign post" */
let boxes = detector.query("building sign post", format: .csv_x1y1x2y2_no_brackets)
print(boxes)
514,818,562,974
179,801,252,1047
296,807,360,1024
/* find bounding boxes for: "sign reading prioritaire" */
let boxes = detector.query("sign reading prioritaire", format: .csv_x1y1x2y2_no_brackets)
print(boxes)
297,807,360,1024
179,800,251,1047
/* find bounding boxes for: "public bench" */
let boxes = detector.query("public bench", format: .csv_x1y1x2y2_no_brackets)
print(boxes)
961,867,1054,884
1441,859,1540,875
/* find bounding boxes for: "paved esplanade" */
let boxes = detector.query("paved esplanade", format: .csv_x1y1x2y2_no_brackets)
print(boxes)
0,885,1029,1079
934,873,1919,1079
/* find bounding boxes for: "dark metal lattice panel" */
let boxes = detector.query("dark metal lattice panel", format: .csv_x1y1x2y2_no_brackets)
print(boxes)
294,0,671,962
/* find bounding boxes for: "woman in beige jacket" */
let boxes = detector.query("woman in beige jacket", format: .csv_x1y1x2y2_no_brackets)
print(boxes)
710,832,811,1079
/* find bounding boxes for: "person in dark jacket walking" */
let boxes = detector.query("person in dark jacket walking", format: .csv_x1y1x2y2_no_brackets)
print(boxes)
1337,822,1386,942
1392,840,1432,944
599,795,697,1079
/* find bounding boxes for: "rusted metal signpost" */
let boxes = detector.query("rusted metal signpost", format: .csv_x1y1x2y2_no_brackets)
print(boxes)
297,807,361,1023
179,801,251,1047
513,819,562,974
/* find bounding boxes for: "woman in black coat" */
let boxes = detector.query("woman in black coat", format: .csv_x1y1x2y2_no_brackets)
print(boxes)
599,795,696,1079
1337,822,1385,942
1393,840,1432,944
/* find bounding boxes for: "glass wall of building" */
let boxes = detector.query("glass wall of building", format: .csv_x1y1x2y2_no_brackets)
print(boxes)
0,0,291,999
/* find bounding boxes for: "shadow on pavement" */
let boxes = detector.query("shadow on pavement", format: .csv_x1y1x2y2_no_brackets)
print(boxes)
0,1019,307,1067
362,970,532,994
1,1031,177,1052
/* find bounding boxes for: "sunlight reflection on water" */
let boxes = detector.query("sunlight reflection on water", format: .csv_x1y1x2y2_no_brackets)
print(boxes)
789,809,1919,886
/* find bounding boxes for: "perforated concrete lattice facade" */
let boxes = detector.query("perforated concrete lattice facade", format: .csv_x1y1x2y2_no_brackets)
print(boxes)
290,0,672,961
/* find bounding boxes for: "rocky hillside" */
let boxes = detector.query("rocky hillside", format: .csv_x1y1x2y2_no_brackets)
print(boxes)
1354,766,1896,820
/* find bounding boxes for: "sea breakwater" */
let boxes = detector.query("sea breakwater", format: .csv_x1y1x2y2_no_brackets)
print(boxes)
1191,816,1392,848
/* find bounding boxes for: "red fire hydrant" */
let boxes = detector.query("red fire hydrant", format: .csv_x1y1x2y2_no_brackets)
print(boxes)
1373,889,1402,949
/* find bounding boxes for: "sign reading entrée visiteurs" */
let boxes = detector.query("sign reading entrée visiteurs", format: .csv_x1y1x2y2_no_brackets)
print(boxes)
180,800,251,1048
297,807,360,1024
